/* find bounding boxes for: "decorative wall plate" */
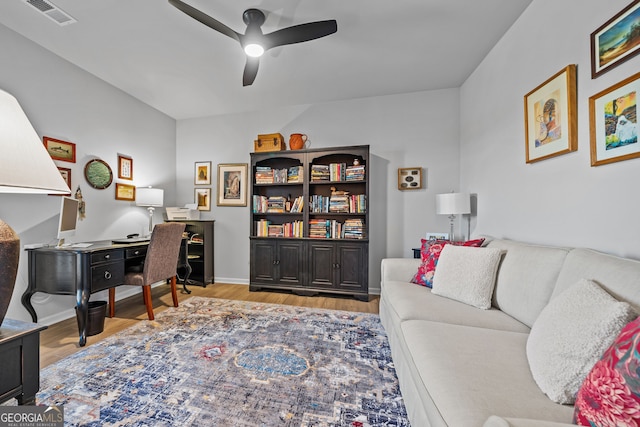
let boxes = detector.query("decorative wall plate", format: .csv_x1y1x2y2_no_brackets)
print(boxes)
84,159,113,189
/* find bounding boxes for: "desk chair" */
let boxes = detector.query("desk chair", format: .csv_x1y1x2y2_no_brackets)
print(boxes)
108,222,186,320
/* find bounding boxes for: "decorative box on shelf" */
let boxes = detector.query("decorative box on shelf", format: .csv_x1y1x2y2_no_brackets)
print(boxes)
254,133,285,152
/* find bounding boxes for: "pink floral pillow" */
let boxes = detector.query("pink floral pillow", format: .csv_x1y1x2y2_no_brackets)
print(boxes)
411,238,484,288
574,316,640,426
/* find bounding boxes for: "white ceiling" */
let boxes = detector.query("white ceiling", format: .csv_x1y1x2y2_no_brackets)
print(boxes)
0,0,532,120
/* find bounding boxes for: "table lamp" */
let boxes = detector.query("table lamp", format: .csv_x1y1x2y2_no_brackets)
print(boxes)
436,192,471,242
136,186,164,236
0,88,71,326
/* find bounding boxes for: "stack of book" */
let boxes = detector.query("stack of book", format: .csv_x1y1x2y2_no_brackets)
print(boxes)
311,164,330,181
345,165,365,181
329,193,350,213
255,166,274,184
266,196,286,212
343,218,365,239
309,219,331,238
287,166,304,183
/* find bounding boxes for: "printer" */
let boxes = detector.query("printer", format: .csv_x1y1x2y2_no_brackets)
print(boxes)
165,204,200,220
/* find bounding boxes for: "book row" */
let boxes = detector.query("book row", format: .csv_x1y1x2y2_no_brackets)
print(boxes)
253,195,304,213
254,220,304,238
255,166,304,184
310,163,366,182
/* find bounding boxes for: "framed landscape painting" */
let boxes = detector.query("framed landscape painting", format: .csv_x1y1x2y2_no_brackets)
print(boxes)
591,0,640,78
589,70,640,166
524,65,578,163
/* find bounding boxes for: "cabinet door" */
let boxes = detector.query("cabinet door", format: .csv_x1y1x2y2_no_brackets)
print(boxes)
336,243,367,291
250,240,277,284
277,240,305,286
308,242,336,288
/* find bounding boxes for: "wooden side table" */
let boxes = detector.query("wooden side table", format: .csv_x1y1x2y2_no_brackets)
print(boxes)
0,319,47,405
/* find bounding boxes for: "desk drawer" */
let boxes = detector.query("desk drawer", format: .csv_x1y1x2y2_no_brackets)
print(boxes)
91,261,124,293
126,246,147,259
91,250,123,265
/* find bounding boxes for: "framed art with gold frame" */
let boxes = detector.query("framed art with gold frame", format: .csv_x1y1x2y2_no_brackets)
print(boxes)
115,183,135,201
195,188,211,211
589,70,640,166
524,65,577,163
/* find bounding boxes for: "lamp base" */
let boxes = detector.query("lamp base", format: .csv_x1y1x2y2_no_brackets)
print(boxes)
0,219,20,326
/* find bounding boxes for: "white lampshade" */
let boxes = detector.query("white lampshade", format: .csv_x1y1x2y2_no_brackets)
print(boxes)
136,187,164,207
0,89,70,194
436,192,471,215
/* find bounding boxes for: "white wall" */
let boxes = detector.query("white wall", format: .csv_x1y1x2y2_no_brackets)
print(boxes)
176,89,461,292
460,0,640,260
0,25,177,324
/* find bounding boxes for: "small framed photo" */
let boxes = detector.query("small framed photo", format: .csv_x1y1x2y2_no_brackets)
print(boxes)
115,183,136,201
117,155,133,180
217,163,248,206
58,167,71,191
397,167,422,190
426,232,449,241
589,70,640,166
195,161,212,185
591,1,640,78
524,65,577,163
195,188,211,211
44,136,76,163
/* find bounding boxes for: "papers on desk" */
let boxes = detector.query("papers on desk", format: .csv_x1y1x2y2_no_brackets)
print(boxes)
72,243,93,248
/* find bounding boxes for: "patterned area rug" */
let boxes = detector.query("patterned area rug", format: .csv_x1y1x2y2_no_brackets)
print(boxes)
36,297,410,426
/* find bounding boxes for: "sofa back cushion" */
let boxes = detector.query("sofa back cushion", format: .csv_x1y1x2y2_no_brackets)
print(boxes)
554,248,640,313
486,239,570,327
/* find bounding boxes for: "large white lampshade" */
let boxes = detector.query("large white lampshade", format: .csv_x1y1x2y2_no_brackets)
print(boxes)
0,88,71,326
136,187,164,236
436,192,471,242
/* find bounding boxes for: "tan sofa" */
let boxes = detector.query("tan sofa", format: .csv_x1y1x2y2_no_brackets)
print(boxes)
379,238,640,427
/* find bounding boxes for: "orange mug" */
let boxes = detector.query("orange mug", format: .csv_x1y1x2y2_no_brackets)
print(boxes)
289,133,307,150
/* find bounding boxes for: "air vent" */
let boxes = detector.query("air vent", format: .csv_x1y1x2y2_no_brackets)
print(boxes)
22,0,77,26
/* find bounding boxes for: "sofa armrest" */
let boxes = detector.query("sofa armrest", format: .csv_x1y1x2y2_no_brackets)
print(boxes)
483,415,574,427
381,258,421,283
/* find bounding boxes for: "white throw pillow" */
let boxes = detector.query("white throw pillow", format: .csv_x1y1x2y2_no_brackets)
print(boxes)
526,279,637,404
431,245,504,309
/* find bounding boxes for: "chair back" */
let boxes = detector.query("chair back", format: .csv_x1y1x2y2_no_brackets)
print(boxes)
143,222,186,284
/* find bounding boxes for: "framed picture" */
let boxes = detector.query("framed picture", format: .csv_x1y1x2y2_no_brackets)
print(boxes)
57,167,71,191
44,136,76,163
397,167,422,190
426,232,449,241
84,159,113,189
195,161,212,185
591,0,640,78
217,163,248,206
115,183,136,201
195,188,211,211
589,70,640,166
117,155,133,180
524,65,578,163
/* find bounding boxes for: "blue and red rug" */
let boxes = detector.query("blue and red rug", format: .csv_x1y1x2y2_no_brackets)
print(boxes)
36,297,409,426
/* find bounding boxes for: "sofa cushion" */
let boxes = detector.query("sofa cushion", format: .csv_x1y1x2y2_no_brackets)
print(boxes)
411,238,484,287
381,279,530,333
527,279,636,404
554,248,640,313
486,239,570,328
402,320,574,426
573,316,640,426
431,245,503,309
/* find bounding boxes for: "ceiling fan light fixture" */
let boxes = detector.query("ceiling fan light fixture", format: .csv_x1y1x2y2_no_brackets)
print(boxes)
244,43,264,58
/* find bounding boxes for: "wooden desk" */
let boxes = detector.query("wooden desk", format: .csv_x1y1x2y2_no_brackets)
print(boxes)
0,318,47,405
22,240,148,347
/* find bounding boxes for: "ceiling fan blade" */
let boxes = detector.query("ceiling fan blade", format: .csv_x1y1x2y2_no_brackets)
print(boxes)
262,20,337,50
243,57,260,86
168,0,241,43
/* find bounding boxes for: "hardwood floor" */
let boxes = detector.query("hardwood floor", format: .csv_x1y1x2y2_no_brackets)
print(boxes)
39,283,380,368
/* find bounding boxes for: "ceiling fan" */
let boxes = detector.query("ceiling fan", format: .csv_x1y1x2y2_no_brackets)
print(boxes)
168,0,338,86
